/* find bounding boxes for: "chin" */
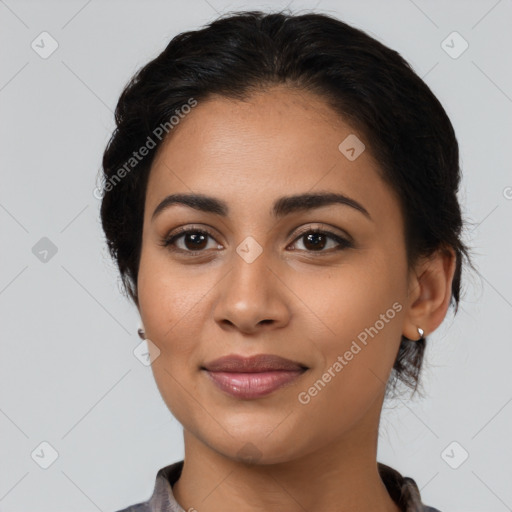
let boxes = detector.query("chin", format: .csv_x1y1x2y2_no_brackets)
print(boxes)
203,429,308,466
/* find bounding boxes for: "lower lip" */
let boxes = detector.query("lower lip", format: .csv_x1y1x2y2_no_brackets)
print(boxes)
204,370,306,399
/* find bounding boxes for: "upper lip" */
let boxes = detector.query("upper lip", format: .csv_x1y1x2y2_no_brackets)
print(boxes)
202,354,308,373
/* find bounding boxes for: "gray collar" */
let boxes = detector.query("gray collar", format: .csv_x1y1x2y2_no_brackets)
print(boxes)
118,460,441,512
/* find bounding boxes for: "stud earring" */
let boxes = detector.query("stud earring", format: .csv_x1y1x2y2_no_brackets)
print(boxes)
417,327,424,339
137,327,145,340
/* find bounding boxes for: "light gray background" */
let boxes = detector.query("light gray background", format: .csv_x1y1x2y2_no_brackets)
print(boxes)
1,0,511,511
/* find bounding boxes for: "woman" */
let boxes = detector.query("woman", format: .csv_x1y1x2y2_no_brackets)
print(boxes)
101,10,470,512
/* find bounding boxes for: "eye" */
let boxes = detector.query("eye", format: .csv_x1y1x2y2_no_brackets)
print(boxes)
288,228,353,253
160,227,221,253
160,226,353,255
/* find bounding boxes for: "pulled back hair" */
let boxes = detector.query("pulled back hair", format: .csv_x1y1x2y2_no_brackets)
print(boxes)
100,10,471,397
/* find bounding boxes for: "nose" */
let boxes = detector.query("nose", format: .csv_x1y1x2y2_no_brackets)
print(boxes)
212,247,291,334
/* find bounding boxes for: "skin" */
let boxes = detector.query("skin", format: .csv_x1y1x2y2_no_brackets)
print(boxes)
136,85,456,512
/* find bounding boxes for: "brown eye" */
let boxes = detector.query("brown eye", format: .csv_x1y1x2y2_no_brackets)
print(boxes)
290,229,353,253
161,228,220,253
160,226,352,256
181,232,208,250
303,232,328,250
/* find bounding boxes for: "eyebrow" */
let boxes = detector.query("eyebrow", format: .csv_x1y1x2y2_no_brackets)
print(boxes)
151,191,372,221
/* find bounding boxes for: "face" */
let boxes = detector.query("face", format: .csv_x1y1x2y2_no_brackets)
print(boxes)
137,86,411,464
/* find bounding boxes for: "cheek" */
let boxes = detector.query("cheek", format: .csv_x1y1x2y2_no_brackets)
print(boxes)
136,246,221,369
291,260,406,437
303,251,407,386
137,245,210,337
137,250,208,420
137,250,185,370
308,251,405,334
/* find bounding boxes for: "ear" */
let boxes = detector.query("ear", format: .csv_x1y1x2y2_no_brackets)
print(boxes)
402,246,457,340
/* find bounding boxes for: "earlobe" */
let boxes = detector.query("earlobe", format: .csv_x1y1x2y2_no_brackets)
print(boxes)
403,247,457,340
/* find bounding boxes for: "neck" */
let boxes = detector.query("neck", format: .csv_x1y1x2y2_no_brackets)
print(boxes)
172,399,401,512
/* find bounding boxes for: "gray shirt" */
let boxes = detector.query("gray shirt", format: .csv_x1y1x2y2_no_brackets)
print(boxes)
115,460,442,512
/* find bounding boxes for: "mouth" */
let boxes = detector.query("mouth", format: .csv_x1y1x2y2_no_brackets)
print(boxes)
201,353,309,400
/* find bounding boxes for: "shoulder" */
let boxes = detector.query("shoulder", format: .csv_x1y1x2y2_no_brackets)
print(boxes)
378,462,443,512
112,460,185,512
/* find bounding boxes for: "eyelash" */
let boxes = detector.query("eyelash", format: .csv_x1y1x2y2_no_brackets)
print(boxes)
159,226,353,255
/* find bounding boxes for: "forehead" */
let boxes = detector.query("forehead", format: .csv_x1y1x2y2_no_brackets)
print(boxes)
145,86,397,224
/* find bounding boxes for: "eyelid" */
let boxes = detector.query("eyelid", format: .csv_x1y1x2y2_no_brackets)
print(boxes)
291,223,353,244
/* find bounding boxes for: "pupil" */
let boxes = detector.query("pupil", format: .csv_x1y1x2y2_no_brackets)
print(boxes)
187,233,207,250
305,233,325,250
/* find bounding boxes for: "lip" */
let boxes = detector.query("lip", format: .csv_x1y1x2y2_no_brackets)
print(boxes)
201,354,309,400
202,353,308,372
204,369,307,399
